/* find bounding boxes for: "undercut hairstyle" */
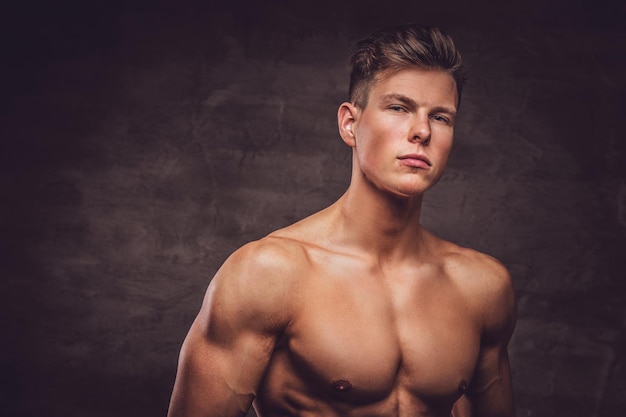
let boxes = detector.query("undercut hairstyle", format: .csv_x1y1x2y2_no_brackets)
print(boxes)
348,24,467,108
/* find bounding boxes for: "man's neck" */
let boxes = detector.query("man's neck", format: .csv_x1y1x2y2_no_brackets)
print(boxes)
330,182,428,264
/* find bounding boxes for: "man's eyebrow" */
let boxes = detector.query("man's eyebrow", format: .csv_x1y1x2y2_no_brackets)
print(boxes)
380,93,457,117
431,105,458,118
380,93,417,108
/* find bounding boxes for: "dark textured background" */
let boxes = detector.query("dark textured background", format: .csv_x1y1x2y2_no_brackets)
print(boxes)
2,1,625,416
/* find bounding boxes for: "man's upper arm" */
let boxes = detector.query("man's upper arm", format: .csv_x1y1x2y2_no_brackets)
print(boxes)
466,258,517,417
167,240,296,417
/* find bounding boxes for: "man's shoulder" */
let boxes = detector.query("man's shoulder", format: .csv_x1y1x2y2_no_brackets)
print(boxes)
215,209,332,290
206,235,311,330
222,233,310,281
435,238,516,338
440,242,510,284
433,238,514,308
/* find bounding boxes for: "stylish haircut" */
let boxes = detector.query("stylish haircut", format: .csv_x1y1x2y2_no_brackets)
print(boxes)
348,24,467,108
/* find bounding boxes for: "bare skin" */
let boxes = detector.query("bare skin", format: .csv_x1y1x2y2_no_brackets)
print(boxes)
168,68,517,417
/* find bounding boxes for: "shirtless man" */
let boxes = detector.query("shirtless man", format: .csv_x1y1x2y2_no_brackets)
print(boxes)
167,24,517,417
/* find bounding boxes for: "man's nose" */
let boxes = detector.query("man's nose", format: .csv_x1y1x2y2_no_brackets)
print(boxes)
410,118,431,145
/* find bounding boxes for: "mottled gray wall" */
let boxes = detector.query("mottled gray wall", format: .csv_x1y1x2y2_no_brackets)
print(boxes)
2,1,625,416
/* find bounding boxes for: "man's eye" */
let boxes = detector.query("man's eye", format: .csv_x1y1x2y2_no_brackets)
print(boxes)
431,115,451,124
389,105,405,112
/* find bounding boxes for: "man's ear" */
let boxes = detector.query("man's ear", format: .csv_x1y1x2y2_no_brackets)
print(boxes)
337,102,358,147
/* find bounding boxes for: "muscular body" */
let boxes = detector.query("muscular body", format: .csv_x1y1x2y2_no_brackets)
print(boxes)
168,66,517,417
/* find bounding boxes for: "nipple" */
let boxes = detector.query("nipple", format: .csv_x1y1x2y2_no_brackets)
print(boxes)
332,379,353,392
457,380,468,395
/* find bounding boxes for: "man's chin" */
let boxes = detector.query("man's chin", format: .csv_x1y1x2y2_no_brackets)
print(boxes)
387,187,429,201
390,181,438,199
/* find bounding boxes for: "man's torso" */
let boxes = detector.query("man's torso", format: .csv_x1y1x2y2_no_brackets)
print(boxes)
250,221,489,417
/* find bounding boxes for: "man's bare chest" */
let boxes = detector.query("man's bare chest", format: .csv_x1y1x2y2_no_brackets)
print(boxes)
283,269,482,405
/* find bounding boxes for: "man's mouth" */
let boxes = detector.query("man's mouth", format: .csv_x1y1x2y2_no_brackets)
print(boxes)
398,154,432,168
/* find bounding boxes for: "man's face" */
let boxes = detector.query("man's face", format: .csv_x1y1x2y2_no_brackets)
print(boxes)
349,67,458,198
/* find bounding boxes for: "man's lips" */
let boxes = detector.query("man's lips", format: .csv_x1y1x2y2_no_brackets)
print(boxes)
398,154,432,168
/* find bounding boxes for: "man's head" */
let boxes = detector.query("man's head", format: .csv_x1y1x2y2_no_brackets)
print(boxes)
348,24,467,109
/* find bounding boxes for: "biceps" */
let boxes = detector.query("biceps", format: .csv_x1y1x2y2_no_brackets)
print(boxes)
467,347,515,417
168,322,275,417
